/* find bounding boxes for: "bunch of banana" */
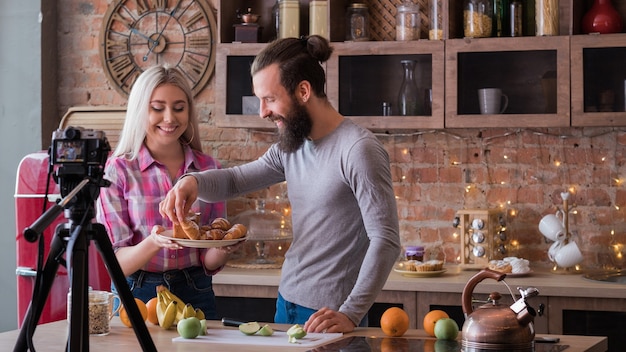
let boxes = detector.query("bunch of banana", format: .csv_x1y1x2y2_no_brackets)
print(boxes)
155,285,205,329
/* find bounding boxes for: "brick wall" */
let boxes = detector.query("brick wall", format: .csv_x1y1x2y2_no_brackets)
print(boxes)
56,0,626,270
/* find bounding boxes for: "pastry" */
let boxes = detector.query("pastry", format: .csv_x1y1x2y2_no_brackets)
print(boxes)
488,260,512,273
223,223,247,240
211,217,231,230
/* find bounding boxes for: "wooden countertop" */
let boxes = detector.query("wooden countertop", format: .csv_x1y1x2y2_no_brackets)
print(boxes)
1,319,607,352
213,265,625,299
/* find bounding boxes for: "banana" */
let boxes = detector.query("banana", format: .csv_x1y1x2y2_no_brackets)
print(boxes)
160,300,178,329
156,285,185,315
183,303,196,319
195,308,205,321
156,294,168,327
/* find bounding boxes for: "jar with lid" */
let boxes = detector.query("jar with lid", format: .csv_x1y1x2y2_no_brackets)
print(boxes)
346,3,369,41
396,0,420,41
463,0,493,38
278,0,300,39
535,0,558,36
509,1,523,36
429,0,444,40
405,246,425,261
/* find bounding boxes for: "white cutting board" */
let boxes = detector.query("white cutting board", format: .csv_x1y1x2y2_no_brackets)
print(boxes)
172,329,344,348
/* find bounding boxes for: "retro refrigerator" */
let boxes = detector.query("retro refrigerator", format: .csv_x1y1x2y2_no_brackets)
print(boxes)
15,152,111,327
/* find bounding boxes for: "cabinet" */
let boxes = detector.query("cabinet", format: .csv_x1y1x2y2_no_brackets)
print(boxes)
214,1,626,130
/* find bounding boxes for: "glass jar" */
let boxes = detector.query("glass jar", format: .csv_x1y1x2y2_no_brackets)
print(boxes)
405,246,425,261
509,1,523,36
309,1,328,38
346,3,369,41
463,0,493,38
429,0,444,40
535,0,558,36
396,0,420,41
278,0,300,39
492,0,508,37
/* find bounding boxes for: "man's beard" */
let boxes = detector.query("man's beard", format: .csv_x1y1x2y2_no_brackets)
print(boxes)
275,98,312,153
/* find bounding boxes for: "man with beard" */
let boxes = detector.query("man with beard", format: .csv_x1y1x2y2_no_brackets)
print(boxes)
159,35,400,334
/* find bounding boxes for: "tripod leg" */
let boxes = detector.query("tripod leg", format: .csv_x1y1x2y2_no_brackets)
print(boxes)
91,223,156,352
14,227,67,352
66,224,90,352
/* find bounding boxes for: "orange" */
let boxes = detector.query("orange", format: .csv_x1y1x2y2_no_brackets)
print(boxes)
422,309,449,337
380,307,410,337
145,297,159,325
119,297,148,328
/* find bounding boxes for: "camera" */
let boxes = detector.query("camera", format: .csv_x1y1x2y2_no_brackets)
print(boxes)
50,126,111,198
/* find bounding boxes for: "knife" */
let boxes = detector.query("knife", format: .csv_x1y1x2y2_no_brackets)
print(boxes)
221,317,286,332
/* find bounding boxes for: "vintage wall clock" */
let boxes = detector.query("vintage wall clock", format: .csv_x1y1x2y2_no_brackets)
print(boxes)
99,0,216,97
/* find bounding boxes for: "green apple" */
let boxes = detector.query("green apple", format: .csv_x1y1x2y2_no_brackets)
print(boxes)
287,324,307,343
258,324,274,336
433,318,459,340
199,319,207,335
239,321,261,335
177,317,202,339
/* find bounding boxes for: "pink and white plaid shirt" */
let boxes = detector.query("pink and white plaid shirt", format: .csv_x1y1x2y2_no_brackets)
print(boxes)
95,144,225,272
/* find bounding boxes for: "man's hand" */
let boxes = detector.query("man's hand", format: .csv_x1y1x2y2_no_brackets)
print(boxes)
303,307,356,333
159,175,199,224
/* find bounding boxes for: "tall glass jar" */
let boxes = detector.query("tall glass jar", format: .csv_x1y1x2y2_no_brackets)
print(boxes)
279,0,300,39
429,0,443,40
535,0,558,36
463,0,493,38
396,0,420,41
397,60,421,116
509,1,523,36
346,3,369,41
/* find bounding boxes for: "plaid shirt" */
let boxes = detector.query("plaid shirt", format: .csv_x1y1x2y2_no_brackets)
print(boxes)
95,144,225,272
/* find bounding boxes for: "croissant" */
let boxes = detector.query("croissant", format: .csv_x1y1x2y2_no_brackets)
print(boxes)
173,212,201,240
211,217,231,231
223,223,247,240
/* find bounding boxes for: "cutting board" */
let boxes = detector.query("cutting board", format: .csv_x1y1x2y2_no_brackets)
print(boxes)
172,329,344,349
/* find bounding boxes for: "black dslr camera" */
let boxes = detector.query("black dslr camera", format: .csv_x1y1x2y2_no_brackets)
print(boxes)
50,126,111,198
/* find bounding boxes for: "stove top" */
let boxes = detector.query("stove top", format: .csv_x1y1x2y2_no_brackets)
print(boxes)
306,336,569,352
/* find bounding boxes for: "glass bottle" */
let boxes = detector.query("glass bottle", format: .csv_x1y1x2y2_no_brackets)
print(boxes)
397,60,421,116
396,0,420,41
535,0,558,36
279,0,300,39
346,3,369,41
429,0,444,40
492,0,509,37
464,0,493,38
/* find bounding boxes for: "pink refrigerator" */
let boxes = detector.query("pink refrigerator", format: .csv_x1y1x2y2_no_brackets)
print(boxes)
15,152,111,327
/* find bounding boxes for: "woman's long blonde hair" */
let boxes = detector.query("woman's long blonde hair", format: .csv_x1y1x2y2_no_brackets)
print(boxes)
114,65,202,159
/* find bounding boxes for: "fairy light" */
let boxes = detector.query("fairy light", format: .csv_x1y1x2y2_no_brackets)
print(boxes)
503,155,509,160
451,161,461,165
554,160,561,167
465,185,472,192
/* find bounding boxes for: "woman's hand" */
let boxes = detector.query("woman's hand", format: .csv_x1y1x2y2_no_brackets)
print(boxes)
151,225,182,250
160,175,199,224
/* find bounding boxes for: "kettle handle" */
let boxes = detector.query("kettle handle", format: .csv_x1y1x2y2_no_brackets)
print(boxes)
461,269,507,316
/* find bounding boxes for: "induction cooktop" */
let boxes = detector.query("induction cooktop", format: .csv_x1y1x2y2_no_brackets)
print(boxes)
306,336,569,352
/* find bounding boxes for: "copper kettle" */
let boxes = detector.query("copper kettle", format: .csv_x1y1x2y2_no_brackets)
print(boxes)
461,269,539,351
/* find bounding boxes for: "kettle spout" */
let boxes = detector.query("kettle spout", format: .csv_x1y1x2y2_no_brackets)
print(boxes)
510,298,537,326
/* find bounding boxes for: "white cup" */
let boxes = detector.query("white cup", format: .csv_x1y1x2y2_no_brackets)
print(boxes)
554,241,584,268
539,212,566,242
478,88,509,114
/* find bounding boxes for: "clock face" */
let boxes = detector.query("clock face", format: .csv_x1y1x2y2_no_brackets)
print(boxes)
99,0,216,97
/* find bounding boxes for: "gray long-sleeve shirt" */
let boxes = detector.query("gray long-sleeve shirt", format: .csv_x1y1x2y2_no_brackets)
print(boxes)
192,119,400,324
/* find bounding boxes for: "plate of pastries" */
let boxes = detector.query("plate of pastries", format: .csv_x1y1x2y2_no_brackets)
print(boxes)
487,257,532,277
157,214,247,248
393,260,447,277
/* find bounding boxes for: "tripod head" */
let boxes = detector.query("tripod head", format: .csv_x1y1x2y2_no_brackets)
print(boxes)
24,126,111,243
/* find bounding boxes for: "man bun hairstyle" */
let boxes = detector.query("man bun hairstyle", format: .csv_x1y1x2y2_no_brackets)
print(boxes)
251,35,333,98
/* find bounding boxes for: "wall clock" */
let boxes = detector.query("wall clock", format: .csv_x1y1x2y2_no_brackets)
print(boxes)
99,0,216,97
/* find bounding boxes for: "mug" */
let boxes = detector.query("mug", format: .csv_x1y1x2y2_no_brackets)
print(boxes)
478,88,509,114
554,241,584,268
539,212,566,242
68,290,120,336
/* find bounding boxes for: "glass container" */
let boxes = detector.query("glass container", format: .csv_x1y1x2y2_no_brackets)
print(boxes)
509,1,523,36
463,0,493,38
396,0,420,41
535,0,558,36
346,3,369,41
397,60,421,116
279,0,300,39
309,1,328,38
429,0,444,40
492,0,509,37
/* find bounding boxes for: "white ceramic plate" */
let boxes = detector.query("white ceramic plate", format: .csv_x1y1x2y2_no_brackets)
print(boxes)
393,268,447,278
157,230,246,248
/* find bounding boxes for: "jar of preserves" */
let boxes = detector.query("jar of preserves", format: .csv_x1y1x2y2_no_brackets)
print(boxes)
429,0,444,40
346,3,369,41
405,246,425,261
463,0,493,38
396,0,420,41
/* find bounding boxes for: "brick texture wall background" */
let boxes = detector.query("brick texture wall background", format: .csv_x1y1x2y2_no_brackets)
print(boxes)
55,0,626,270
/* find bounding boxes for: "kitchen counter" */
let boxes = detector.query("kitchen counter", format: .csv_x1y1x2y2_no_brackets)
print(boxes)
212,265,626,334
0,319,607,352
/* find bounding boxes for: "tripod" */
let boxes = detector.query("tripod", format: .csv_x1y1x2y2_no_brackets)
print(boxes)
14,178,156,352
